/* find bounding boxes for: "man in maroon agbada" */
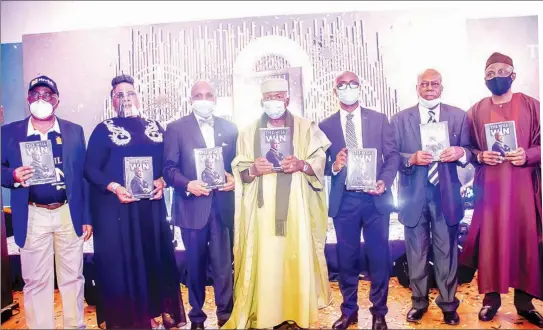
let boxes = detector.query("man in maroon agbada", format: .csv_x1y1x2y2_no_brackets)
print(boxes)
460,52,543,328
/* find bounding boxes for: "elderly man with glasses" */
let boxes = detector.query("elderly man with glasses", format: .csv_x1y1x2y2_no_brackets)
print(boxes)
1,75,92,329
319,71,400,330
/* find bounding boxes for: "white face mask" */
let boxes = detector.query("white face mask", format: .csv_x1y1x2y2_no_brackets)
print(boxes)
337,89,360,106
262,100,286,119
119,103,140,117
192,100,216,118
418,96,441,109
29,100,54,120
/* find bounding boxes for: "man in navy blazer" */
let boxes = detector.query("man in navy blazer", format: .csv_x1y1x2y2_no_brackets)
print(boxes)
319,71,400,330
391,69,471,326
1,76,91,329
163,81,237,330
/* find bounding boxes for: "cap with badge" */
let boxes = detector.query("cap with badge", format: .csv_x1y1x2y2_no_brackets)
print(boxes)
28,75,59,96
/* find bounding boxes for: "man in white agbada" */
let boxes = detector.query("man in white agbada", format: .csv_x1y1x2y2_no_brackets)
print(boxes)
222,78,331,329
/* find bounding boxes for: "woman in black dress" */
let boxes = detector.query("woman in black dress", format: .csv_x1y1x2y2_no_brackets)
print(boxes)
84,75,186,329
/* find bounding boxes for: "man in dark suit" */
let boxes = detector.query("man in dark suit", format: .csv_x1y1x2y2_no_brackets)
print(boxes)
265,139,284,168
319,71,400,330
163,80,237,330
391,69,471,326
201,158,223,187
1,75,92,329
130,167,151,196
491,132,511,156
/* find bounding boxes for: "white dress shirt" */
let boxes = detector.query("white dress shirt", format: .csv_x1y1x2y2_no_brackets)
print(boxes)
27,117,61,140
332,107,363,176
418,103,467,164
194,113,215,148
339,106,363,148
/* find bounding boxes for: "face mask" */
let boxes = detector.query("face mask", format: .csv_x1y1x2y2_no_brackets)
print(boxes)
29,100,54,120
192,100,216,118
337,89,360,106
119,103,140,118
486,74,513,96
262,100,286,119
418,96,441,109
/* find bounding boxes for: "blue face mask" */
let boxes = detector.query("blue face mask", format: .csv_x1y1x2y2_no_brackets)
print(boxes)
486,74,513,96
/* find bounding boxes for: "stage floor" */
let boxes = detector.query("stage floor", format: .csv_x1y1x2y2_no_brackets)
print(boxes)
3,273,541,329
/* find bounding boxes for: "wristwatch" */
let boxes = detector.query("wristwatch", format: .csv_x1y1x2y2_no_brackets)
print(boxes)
302,161,309,173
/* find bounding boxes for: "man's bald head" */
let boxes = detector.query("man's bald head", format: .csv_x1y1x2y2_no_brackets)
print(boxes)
417,69,443,101
335,71,360,87
190,80,217,103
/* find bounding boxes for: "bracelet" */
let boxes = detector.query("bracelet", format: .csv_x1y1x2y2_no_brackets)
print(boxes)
248,166,256,178
110,183,121,193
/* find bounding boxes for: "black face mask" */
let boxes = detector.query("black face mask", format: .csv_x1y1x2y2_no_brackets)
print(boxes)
485,74,513,96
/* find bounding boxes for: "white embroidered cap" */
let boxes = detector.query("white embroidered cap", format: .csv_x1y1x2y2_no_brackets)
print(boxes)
260,78,288,94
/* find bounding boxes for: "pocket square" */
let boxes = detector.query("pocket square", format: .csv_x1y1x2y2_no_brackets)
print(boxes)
222,142,228,146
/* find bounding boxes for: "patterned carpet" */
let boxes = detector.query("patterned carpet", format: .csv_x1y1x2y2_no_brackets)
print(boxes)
3,273,542,329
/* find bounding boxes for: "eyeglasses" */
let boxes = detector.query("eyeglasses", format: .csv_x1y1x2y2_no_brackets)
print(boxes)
336,81,360,90
419,81,441,89
485,68,513,80
28,91,57,102
112,91,137,99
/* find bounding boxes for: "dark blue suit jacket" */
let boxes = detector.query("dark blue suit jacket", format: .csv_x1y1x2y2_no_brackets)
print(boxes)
163,113,238,230
319,107,400,217
391,104,472,227
1,116,91,247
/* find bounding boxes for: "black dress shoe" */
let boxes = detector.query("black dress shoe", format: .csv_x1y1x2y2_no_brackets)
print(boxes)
478,305,498,321
217,319,228,328
406,308,427,323
191,322,205,330
443,311,460,325
518,310,543,328
372,315,387,330
332,314,358,329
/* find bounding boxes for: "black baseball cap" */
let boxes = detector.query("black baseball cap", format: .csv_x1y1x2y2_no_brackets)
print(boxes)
28,75,59,96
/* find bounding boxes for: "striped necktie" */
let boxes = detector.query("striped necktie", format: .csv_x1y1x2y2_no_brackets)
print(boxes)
427,109,439,185
345,113,358,148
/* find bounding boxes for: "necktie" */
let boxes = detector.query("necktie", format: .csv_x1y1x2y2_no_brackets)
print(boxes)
427,109,439,185
198,117,214,127
345,113,358,148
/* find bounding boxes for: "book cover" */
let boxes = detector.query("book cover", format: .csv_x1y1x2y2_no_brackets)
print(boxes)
19,140,57,185
420,121,450,161
484,121,518,156
194,147,226,189
124,157,154,199
259,127,292,171
346,148,377,191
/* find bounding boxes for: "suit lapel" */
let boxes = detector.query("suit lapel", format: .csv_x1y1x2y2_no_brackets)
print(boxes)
408,106,423,149
331,111,346,150
188,113,207,149
213,116,223,147
360,107,370,148
57,118,72,169
439,104,452,144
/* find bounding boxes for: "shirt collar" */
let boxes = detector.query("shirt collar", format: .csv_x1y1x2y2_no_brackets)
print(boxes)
27,117,60,137
193,112,214,122
339,105,361,118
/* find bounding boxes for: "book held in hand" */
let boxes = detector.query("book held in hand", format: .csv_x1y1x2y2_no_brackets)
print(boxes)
124,157,154,199
194,147,226,189
19,140,57,185
259,127,292,171
484,121,518,157
420,121,450,161
346,148,377,191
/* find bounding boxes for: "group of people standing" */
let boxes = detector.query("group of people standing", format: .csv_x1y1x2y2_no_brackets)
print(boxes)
1,51,541,330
